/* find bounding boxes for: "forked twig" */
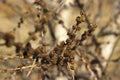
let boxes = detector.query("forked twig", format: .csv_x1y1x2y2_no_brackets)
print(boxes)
27,59,36,77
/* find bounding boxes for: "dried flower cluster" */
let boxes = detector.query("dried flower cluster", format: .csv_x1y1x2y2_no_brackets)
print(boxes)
0,9,98,79
0,0,120,80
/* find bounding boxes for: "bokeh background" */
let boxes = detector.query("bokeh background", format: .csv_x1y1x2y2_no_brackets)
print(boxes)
0,0,120,80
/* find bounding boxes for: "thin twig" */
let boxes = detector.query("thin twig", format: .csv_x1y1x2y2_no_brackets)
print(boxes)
0,64,37,73
27,59,36,77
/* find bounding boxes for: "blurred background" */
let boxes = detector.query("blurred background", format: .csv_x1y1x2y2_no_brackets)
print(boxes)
0,0,120,80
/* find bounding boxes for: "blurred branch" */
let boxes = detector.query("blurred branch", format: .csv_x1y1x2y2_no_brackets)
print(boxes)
104,36,120,72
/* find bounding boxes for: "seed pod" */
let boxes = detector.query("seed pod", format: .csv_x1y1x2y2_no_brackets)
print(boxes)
76,16,81,25
80,10,85,15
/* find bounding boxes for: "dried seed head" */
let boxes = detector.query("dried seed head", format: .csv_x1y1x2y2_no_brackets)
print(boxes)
18,17,24,28
58,20,64,24
42,15,48,23
76,16,81,25
80,10,85,15
81,15,86,22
